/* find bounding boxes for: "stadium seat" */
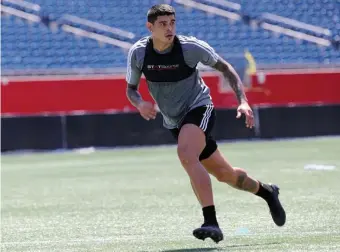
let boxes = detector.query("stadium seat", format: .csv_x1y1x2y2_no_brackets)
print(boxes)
1,0,339,71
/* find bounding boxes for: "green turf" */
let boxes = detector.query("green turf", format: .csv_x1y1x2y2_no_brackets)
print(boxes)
1,137,340,252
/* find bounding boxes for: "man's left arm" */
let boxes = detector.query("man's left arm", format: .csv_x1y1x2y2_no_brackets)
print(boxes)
212,57,247,105
187,37,254,128
211,57,254,128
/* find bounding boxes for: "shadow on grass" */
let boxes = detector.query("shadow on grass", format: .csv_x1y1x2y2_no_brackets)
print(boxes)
160,248,219,252
158,241,281,252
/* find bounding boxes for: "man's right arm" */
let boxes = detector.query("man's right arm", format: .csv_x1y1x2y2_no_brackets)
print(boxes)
125,46,157,120
125,47,144,108
126,84,143,108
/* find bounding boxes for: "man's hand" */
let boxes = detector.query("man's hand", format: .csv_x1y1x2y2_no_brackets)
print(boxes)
236,102,254,128
137,101,157,121
126,84,156,120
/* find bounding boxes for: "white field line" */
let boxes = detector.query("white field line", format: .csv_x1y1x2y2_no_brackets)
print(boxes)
1,235,185,246
1,156,177,169
1,238,114,246
2,230,340,246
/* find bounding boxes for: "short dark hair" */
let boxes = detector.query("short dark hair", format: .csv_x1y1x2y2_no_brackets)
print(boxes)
147,4,175,24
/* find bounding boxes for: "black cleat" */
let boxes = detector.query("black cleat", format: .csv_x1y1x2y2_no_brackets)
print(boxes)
193,224,224,243
267,184,286,226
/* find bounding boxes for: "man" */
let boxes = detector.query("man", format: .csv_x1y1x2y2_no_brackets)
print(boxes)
126,4,286,243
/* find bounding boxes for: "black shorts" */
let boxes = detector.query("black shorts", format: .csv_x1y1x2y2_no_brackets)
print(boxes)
169,104,218,161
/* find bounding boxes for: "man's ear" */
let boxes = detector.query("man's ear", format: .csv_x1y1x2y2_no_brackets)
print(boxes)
146,22,153,33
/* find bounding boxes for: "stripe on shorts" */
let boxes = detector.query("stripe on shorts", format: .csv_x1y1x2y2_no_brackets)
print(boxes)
199,104,213,132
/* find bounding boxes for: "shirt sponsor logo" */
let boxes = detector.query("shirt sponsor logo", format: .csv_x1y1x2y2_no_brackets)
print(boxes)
147,64,179,70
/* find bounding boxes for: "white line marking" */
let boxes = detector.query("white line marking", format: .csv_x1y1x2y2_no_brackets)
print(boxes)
2,156,177,169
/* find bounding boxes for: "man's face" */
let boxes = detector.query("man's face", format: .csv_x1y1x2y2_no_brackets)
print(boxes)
148,15,176,44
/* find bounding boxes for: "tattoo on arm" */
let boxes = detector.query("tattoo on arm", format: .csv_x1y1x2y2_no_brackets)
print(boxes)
126,84,143,108
212,58,248,104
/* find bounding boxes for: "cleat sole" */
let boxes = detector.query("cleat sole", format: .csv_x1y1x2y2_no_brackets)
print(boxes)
193,227,224,243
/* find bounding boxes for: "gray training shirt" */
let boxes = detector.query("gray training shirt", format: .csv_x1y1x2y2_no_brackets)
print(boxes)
126,35,219,129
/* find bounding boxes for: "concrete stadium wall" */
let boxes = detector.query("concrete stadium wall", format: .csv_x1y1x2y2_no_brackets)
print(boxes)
2,105,340,152
1,70,340,151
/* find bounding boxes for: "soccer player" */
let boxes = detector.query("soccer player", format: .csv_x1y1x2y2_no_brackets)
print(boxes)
126,4,286,243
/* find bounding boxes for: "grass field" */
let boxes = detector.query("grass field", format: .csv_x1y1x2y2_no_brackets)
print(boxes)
1,137,340,252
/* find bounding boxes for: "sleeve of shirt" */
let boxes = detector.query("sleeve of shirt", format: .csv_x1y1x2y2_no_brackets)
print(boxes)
183,37,220,67
126,46,142,86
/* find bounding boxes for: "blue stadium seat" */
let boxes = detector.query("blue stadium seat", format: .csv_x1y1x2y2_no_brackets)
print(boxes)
1,0,339,70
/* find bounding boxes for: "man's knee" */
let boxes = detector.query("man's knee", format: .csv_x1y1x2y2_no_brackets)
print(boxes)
177,144,200,166
214,167,247,185
177,124,205,165
215,171,228,182
214,172,225,182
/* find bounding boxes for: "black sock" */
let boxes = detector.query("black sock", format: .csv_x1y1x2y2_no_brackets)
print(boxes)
255,182,273,202
202,205,218,226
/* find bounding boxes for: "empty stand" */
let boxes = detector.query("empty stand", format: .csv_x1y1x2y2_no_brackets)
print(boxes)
1,0,339,71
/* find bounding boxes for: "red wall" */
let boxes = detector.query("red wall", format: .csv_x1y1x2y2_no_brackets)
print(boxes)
1,71,340,115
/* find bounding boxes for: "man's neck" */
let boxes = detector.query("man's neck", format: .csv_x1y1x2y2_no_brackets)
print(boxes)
152,37,174,52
